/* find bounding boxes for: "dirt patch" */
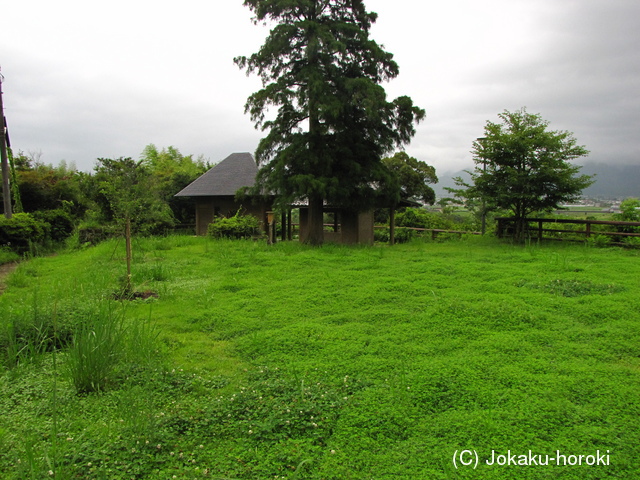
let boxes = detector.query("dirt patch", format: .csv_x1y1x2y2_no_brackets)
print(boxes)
112,290,160,301
0,262,19,295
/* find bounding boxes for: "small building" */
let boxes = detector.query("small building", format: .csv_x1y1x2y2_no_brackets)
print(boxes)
175,152,273,236
176,151,404,244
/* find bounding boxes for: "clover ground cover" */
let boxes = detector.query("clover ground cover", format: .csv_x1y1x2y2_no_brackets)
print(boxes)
0,236,638,479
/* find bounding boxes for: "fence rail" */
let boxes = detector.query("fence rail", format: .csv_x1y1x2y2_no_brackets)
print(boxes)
497,217,640,244
374,225,481,239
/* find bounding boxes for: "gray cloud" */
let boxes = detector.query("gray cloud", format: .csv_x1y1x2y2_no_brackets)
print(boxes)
3,0,639,177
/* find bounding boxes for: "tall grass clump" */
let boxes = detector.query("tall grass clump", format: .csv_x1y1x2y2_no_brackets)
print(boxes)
66,302,125,393
66,301,160,394
0,247,20,265
1,292,59,369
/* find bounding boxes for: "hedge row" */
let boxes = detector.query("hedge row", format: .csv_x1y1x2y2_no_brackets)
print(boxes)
0,210,74,253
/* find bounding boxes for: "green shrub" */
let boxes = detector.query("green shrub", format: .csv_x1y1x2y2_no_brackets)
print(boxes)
33,208,75,242
0,213,47,252
395,208,458,230
207,211,261,239
587,234,611,248
614,197,640,222
77,222,116,245
374,227,417,244
374,228,390,243
623,236,640,248
394,227,415,243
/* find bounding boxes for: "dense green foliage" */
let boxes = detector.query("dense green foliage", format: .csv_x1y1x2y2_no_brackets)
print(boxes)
0,146,204,255
0,236,638,478
140,144,209,226
0,213,47,252
612,197,640,236
207,212,261,239
236,0,424,244
32,209,75,243
395,207,466,231
13,157,86,216
452,108,593,241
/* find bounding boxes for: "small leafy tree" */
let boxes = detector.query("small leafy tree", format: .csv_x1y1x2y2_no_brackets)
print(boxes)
94,157,173,294
613,197,640,235
380,151,438,244
381,152,438,205
615,198,640,222
455,108,592,241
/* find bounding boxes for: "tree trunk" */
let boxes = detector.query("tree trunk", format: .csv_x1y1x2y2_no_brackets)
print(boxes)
389,207,396,245
304,5,324,246
306,194,324,246
514,216,527,243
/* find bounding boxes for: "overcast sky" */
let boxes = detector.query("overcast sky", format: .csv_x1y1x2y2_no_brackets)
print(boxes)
3,0,639,175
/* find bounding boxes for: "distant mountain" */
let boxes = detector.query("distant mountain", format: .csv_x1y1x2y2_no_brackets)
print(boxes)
434,163,639,200
579,163,640,199
433,170,471,199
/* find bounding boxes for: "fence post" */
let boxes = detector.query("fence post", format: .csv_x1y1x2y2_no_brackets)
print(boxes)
497,218,504,238
538,221,543,241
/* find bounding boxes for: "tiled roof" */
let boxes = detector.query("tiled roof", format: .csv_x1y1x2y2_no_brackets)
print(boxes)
175,152,258,197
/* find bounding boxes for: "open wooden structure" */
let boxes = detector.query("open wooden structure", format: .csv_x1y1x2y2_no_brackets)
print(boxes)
175,152,384,244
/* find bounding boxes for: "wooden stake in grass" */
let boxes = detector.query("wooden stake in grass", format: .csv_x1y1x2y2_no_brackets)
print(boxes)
125,217,132,295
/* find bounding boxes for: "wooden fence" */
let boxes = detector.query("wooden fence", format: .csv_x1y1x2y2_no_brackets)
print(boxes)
496,217,640,244
374,225,482,240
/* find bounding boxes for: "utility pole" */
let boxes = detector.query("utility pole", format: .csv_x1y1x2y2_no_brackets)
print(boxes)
0,68,12,219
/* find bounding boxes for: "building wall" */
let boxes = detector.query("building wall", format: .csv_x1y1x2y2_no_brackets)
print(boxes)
298,207,374,245
341,210,374,245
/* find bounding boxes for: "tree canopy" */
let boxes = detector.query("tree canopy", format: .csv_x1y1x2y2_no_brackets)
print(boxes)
381,151,437,206
140,144,208,225
455,108,592,240
236,0,425,244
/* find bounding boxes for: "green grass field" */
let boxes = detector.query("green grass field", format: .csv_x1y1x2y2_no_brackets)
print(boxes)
1,236,639,479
